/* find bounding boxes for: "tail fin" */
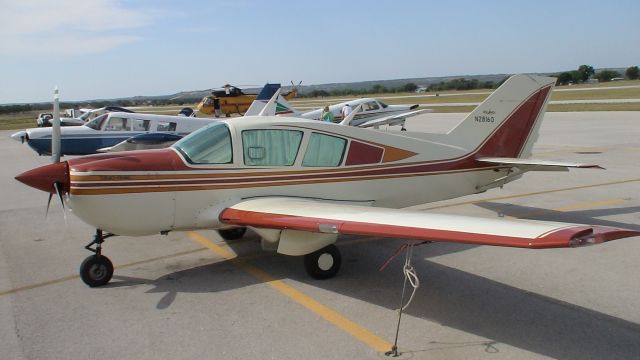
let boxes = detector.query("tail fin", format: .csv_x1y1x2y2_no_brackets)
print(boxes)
273,95,301,116
447,75,555,159
245,83,284,116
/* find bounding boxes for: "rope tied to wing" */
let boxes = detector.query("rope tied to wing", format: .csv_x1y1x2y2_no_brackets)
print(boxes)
381,240,431,357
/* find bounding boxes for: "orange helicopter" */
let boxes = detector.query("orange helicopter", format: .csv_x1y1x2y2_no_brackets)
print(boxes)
197,82,300,117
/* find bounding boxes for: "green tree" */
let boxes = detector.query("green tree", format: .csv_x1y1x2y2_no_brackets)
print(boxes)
577,65,595,82
625,66,639,80
556,72,573,85
401,83,418,92
595,70,621,82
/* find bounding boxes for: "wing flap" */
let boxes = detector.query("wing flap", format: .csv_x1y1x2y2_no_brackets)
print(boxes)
220,198,638,249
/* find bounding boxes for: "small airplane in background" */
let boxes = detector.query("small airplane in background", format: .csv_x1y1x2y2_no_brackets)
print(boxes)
10,84,286,156
11,112,218,156
275,96,431,130
197,82,300,117
15,75,639,287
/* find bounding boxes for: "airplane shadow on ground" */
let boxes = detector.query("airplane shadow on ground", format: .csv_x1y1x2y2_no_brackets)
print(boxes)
106,205,640,360
475,202,640,231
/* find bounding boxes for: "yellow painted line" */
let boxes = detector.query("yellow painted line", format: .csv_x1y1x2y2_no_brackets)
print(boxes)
420,178,640,210
0,248,208,297
187,231,392,353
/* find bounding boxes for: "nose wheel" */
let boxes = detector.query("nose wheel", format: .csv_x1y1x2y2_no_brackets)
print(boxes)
80,255,113,287
80,229,116,287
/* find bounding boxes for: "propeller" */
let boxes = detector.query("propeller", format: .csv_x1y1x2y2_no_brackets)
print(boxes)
51,87,61,163
45,87,69,221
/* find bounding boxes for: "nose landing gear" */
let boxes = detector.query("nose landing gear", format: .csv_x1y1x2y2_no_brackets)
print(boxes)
80,229,116,287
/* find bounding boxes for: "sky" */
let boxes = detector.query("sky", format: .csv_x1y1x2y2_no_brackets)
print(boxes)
1,0,639,104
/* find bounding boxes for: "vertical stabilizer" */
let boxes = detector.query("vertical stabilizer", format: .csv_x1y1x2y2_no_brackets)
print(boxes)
447,75,555,158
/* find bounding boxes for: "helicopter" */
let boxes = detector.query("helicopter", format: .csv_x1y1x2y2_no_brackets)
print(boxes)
197,82,300,117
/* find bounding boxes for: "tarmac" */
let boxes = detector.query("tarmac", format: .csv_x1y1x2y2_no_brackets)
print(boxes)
0,111,638,359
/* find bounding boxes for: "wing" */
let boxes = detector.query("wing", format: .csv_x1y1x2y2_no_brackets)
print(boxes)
96,133,183,153
220,198,638,249
358,108,432,128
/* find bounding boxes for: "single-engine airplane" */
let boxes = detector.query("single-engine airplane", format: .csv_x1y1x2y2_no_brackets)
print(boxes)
275,96,430,130
11,112,219,156
15,75,639,287
11,83,286,156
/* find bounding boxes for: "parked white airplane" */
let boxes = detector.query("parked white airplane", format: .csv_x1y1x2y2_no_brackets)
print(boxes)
11,112,219,156
274,96,431,130
15,75,638,287
10,84,285,156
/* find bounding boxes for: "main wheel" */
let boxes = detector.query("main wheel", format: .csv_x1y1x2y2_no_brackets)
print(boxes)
80,255,114,287
304,244,341,280
218,227,247,241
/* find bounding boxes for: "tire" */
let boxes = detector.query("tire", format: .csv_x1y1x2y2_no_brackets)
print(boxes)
304,244,341,280
218,227,247,241
80,255,114,287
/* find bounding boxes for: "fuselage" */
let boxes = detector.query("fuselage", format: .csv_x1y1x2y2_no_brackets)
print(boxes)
13,112,219,156
61,116,508,236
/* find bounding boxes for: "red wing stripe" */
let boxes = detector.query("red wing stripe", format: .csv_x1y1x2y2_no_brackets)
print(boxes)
219,208,639,249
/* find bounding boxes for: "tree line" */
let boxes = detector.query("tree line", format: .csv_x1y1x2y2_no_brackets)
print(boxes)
299,78,505,98
555,65,639,85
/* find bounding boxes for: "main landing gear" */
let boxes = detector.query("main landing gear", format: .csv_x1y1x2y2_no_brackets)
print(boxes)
304,244,341,280
80,229,116,287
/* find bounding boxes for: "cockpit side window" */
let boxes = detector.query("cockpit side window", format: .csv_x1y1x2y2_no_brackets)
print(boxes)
362,101,380,112
85,114,108,130
103,117,130,131
242,129,303,166
172,122,232,164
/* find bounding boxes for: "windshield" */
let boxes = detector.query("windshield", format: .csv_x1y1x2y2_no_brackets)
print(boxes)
84,114,108,130
378,100,389,108
172,122,232,164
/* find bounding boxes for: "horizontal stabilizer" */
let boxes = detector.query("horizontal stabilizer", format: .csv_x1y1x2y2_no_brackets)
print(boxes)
220,198,638,249
478,157,604,171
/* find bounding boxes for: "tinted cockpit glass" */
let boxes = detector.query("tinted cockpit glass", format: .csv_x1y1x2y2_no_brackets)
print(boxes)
172,122,232,164
84,114,108,130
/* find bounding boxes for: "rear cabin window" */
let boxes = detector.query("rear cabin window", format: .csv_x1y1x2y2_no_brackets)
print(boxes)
158,121,177,132
131,119,151,131
302,133,346,167
172,122,232,164
242,129,303,166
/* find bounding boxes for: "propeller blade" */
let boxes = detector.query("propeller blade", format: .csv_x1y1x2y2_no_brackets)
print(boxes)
51,87,61,163
45,192,53,219
53,182,68,226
